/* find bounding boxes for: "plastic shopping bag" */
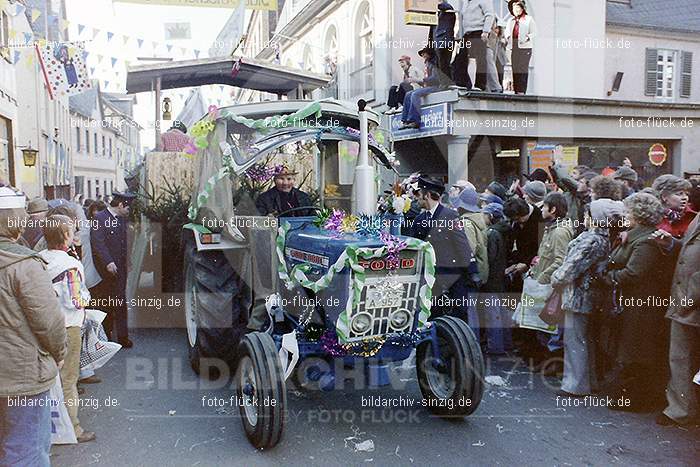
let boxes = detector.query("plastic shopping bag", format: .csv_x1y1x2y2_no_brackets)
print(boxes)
49,375,77,445
694,369,700,386
513,276,557,334
80,309,121,372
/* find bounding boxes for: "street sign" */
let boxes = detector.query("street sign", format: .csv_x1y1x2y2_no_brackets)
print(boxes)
389,103,453,141
114,0,277,10
405,12,437,26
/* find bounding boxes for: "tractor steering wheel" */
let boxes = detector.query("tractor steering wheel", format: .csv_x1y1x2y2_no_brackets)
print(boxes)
276,206,320,218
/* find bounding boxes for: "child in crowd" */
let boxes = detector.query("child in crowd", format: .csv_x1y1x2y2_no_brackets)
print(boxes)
39,214,96,443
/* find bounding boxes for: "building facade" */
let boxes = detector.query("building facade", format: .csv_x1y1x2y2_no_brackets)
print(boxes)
240,0,699,185
70,84,142,200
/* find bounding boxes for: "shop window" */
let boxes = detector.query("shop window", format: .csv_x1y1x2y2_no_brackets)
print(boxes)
0,11,9,62
0,117,12,185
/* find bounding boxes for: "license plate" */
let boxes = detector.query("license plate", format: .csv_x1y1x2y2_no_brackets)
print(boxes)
365,284,405,309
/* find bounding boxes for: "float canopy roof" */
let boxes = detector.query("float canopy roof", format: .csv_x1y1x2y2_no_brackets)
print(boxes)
126,56,330,95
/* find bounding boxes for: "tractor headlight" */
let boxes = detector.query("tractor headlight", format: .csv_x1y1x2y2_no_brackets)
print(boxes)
389,309,411,330
351,312,373,334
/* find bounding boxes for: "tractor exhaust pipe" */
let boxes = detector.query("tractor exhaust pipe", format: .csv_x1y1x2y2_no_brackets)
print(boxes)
354,99,377,216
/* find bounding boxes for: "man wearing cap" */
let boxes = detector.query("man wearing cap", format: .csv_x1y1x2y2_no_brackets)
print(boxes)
21,197,49,249
453,187,489,286
256,166,314,217
410,176,478,324
613,166,638,198
0,185,66,466
90,191,135,347
400,47,441,129
429,1,457,86
387,56,422,111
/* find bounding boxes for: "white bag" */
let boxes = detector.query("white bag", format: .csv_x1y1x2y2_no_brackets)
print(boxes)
80,309,121,372
513,276,557,334
49,375,77,445
694,369,700,386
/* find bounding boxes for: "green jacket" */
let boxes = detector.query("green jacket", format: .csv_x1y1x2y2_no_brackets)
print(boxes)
461,212,489,284
530,220,574,284
666,214,700,326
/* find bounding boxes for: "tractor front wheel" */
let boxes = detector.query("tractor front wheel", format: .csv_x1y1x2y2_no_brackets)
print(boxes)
416,316,485,417
236,332,287,450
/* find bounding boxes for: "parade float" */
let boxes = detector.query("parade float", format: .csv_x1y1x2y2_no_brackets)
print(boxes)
180,99,484,449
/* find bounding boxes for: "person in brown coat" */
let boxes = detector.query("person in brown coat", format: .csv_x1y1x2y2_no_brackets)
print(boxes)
652,213,700,426
0,186,66,466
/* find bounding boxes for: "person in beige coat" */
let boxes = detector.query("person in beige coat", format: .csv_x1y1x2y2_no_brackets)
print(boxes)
652,213,700,426
0,186,66,467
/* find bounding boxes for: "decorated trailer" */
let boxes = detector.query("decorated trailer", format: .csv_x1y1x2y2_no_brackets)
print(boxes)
181,99,484,450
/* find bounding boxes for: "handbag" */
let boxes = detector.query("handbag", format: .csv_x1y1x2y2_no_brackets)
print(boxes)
539,289,564,326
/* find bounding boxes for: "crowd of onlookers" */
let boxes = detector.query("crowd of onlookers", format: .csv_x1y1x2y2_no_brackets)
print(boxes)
390,1,536,129
1,185,134,464
402,162,700,427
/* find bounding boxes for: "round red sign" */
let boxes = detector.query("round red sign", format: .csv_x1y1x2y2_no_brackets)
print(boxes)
648,143,668,167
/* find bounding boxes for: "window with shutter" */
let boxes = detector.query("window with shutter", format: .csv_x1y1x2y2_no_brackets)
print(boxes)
681,51,693,98
645,48,658,96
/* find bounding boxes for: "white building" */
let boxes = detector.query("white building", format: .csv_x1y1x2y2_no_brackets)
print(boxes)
69,83,142,200
240,0,700,184
0,2,20,189
13,0,73,199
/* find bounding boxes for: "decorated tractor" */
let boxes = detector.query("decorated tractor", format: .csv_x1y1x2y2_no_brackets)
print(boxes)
182,99,484,449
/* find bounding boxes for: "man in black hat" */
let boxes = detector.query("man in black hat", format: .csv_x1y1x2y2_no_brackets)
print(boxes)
90,191,135,347
410,176,480,325
255,166,314,217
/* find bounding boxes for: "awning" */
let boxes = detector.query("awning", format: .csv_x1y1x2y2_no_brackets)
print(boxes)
126,56,330,95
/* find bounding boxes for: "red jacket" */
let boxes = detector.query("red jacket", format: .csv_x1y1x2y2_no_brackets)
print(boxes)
658,207,698,239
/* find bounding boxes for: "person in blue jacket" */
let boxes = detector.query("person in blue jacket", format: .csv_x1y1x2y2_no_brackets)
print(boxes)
90,191,135,347
429,1,457,86
399,48,441,129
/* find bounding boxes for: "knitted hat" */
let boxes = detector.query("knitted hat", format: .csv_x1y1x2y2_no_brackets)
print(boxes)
589,199,625,224
613,166,638,183
483,202,504,220
0,186,26,210
27,197,49,214
453,187,480,213
523,181,547,203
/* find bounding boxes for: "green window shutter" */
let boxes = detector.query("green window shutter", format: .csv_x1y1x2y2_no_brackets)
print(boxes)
680,51,693,98
645,48,658,96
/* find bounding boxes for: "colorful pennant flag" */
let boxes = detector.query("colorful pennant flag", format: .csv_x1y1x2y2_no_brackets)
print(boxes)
194,50,200,58
137,39,144,48
78,24,86,35
23,32,33,44
111,57,117,67
166,44,173,52
107,32,114,41
31,8,41,23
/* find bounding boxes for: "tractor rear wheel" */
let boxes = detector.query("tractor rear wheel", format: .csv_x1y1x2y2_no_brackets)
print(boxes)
184,240,248,378
416,316,485,417
236,332,287,450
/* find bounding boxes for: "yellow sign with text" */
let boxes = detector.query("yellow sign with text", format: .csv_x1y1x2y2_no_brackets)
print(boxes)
114,0,277,10
404,0,437,13
404,12,437,26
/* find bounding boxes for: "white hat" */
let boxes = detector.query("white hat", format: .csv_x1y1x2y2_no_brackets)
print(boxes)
0,186,27,210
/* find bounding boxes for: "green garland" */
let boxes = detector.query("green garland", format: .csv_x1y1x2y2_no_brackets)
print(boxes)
275,222,436,343
223,101,322,130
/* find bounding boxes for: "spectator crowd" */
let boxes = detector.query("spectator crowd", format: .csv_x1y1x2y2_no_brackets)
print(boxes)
399,162,700,428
